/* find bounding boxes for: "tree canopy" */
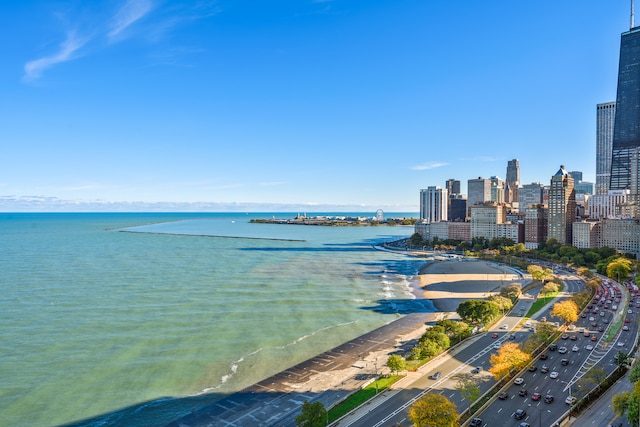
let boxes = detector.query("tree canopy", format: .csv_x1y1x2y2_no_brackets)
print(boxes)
456,300,500,325
408,393,459,427
295,401,327,427
488,342,531,380
550,300,579,324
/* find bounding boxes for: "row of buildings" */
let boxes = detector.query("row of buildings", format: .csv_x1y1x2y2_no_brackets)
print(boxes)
415,16,640,258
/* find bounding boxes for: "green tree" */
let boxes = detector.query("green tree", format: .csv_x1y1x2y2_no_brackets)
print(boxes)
500,283,522,302
408,393,459,427
456,377,480,415
386,354,406,376
409,233,424,246
613,391,631,418
435,319,471,343
630,363,640,383
456,300,500,325
295,401,327,427
487,295,513,312
607,257,633,282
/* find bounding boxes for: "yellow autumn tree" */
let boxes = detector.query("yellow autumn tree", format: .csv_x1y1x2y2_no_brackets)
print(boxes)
488,342,531,380
408,393,459,427
550,300,579,325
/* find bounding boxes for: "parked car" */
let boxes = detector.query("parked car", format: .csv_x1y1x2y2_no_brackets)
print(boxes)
429,371,441,380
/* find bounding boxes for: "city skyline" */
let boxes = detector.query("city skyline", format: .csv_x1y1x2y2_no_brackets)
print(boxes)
0,1,631,212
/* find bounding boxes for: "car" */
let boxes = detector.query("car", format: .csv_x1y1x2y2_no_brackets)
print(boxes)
565,396,577,405
561,334,569,339
558,346,568,354
598,326,604,332
514,409,527,420
549,344,558,351
625,318,631,323
623,325,630,331
544,394,554,403
509,334,516,340
618,342,625,347
589,316,595,321
469,418,482,427
471,366,482,374
531,392,542,401
604,318,610,323
541,365,549,373
498,392,508,400
492,333,499,338
493,343,501,349
572,345,579,352
569,335,577,340
586,344,594,350
581,313,587,318
518,388,528,396
501,324,509,329
591,335,597,341
518,423,530,427
600,311,606,316
584,331,590,337
568,324,576,330
540,353,548,360
561,358,569,365
528,365,537,372
629,309,633,314
524,322,531,328
591,322,597,327
429,371,442,380
550,371,559,379
514,377,524,385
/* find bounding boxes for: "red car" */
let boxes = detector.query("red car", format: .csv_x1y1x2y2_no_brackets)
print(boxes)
531,392,542,401
492,333,499,338
591,335,597,341
625,319,631,323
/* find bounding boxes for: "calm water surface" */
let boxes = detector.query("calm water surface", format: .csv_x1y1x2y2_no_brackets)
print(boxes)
0,213,427,426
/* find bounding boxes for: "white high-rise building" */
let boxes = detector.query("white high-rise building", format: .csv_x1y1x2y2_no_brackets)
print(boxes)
420,186,449,222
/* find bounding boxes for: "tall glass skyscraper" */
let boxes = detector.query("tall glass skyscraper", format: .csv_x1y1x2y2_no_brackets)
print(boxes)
596,102,615,194
611,26,640,190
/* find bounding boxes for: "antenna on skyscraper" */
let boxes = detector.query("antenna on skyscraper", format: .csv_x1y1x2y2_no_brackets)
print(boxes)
632,0,635,29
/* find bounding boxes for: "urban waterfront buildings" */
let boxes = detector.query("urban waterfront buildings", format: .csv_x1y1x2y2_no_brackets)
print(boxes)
419,186,448,222
467,177,492,217
596,102,616,195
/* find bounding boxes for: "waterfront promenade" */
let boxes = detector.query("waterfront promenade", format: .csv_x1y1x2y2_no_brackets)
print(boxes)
167,259,523,427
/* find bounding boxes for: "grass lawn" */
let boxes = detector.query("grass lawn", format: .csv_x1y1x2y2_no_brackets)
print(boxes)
328,375,401,422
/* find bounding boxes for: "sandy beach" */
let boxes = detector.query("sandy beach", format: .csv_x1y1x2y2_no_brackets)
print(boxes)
419,259,525,313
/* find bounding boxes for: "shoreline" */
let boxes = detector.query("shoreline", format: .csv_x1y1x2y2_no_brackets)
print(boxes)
168,258,517,426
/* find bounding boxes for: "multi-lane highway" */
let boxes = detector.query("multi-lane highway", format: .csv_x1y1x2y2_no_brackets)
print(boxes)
337,274,637,427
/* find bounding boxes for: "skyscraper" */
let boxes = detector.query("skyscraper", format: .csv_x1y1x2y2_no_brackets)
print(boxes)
548,166,576,245
611,20,640,191
506,159,520,204
420,186,448,222
467,177,492,216
445,178,461,195
596,102,615,194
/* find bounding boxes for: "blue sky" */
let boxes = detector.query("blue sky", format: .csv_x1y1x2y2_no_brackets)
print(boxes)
0,1,632,212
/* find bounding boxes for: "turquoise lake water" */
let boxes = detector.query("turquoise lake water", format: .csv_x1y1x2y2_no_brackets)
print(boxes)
0,213,428,426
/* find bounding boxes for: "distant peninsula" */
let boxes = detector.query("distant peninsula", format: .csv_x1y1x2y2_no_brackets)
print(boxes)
250,213,418,226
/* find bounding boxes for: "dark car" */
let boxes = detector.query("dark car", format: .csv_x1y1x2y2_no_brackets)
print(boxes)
544,394,554,403
549,343,558,351
469,418,482,427
528,365,537,372
498,392,508,400
429,371,441,380
540,353,548,360
518,389,528,396
561,358,570,365
514,409,527,420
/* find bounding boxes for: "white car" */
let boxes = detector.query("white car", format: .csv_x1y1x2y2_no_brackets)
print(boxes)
549,371,559,379
524,322,532,328
493,343,501,349
585,345,594,350
565,396,577,405
514,377,524,385
501,324,509,330
558,347,568,354
572,346,579,352
618,342,625,347
629,309,633,314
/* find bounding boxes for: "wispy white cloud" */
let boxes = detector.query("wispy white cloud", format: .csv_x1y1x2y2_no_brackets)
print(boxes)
23,31,89,82
259,181,286,187
109,0,154,40
411,162,448,171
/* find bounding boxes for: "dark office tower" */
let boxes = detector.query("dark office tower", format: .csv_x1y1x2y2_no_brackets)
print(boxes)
445,179,461,195
611,19,640,190
597,102,616,194
506,159,520,203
